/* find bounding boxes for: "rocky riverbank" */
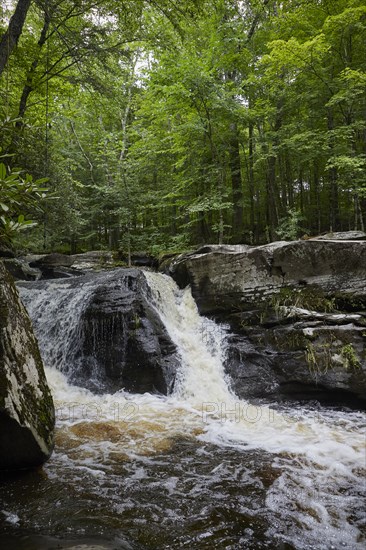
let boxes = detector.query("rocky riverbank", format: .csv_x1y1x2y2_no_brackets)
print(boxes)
3,237,366,408
167,239,366,406
0,262,55,470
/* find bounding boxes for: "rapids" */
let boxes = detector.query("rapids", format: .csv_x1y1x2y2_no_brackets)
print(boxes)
1,270,365,549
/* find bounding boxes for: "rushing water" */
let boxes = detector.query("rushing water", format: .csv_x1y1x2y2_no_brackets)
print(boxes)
1,271,365,549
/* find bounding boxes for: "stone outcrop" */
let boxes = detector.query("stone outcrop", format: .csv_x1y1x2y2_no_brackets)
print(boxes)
75,270,178,393
310,231,366,240
3,258,41,281
168,240,366,314
167,239,366,406
29,252,85,279
0,262,55,470
19,269,179,395
12,251,158,280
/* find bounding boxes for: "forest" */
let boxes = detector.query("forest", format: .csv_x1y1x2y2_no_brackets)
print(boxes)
0,0,365,255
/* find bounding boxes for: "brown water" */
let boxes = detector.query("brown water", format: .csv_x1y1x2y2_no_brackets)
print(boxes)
3,271,364,549
1,407,365,550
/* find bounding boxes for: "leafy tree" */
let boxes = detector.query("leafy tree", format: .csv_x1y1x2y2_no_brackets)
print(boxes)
0,160,48,244
1,0,364,253
0,0,32,77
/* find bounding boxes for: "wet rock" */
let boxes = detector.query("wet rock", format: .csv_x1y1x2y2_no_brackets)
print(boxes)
223,312,366,406
169,240,366,314
3,258,40,281
170,241,366,406
0,262,55,470
224,335,279,398
77,270,178,393
19,269,179,395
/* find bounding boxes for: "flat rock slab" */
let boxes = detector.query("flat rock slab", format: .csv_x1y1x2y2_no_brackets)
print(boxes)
169,240,366,314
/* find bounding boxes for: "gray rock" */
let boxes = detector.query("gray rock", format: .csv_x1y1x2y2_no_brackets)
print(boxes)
169,241,366,406
310,231,366,241
76,270,178,393
30,252,75,268
29,253,82,279
247,321,365,399
0,262,55,470
70,251,114,271
19,269,179,395
3,258,41,281
169,240,366,314
224,335,279,398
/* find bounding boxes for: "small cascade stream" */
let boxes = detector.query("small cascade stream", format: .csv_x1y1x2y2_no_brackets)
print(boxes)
1,270,365,549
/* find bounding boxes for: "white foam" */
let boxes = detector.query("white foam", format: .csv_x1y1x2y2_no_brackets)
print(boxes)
20,271,366,548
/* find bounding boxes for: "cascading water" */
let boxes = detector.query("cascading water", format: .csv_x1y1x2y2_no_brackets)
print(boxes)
1,270,365,550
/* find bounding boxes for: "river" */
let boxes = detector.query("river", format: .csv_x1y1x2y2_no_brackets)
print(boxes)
1,271,365,549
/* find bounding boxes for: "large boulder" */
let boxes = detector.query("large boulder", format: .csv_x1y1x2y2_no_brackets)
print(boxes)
19,269,179,395
168,240,366,314
0,262,55,470
29,253,83,279
168,240,366,406
3,258,40,281
225,312,366,406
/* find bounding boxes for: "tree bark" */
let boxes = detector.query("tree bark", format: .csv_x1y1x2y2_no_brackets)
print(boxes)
16,11,50,125
0,0,32,78
229,122,244,243
248,118,255,241
327,108,340,231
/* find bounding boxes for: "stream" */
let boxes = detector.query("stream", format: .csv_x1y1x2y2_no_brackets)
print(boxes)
0,271,365,549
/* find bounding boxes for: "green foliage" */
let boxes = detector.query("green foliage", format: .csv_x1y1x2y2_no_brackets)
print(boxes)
273,287,335,313
0,161,48,244
341,344,361,370
1,0,366,253
276,209,307,241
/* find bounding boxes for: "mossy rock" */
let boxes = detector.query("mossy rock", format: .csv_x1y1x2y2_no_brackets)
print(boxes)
0,262,55,470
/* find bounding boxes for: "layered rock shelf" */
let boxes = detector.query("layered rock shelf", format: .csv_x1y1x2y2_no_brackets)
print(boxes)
167,239,366,406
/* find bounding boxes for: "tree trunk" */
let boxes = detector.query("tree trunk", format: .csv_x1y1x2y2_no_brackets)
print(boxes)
327,108,340,231
266,99,282,240
266,154,278,241
229,122,243,243
14,10,50,131
248,118,255,242
0,0,32,78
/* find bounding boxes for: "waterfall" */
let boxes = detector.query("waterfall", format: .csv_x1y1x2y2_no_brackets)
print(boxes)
19,270,365,461
19,277,95,375
16,269,366,550
144,271,232,403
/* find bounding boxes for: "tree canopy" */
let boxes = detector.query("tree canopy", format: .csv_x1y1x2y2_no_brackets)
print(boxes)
1,0,365,253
